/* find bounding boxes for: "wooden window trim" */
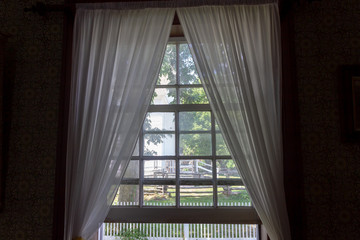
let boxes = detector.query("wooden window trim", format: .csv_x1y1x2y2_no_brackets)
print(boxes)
106,207,260,224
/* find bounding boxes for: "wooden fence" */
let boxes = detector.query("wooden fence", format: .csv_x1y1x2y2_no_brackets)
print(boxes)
103,202,257,240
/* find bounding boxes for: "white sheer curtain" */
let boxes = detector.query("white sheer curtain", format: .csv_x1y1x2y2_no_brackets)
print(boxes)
65,7,174,240
178,4,291,240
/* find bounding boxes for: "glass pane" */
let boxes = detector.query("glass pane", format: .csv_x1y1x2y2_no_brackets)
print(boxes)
217,185,251,207
180,185,213,206
180,160,212,179
215,121,220,131
179,43,200,85
151,88,176,105
143,185,176,206
180,133,211,156
179,88,209,104
144,160,175,178
216,133,231,156
157,44,176,85
216,159,240,179
123,160,139,179
132,139,139,156
144,134,175,156
113,185,139,206
179,111,211,131
144,112,175,131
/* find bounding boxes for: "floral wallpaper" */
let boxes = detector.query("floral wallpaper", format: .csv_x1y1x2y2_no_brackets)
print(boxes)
294,0,360,239
0,0,63,239
0,0,359,239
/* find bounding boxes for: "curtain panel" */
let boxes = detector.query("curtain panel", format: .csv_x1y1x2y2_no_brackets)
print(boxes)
178,3,291,240
66,2,290,240
65,7,174,240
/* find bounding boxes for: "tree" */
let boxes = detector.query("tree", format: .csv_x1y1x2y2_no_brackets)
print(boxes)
143,116,166,156
158,44,176,85
116,43,243,206
155,43,235,171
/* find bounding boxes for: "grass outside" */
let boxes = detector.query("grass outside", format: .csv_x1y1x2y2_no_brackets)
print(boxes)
143,186,250,206
114,183,251,206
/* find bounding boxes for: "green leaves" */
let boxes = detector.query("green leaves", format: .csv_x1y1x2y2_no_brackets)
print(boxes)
116,228,148,240
157,44,176,85
179,87,208,104
179,111,211,131
179,43,200,85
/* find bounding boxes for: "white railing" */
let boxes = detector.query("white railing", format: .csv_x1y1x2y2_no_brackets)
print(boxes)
114,201,252,207
104,202,256,240
103,223,257,240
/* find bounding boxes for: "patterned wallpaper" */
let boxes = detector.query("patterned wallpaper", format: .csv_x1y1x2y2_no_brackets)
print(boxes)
294,0,360,239
0,0,359,239
0,0,63,239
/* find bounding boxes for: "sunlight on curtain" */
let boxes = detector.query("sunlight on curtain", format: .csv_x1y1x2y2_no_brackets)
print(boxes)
65,7,174,240
178,4,291,240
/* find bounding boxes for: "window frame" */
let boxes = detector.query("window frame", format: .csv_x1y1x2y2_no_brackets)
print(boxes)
108,39,260,224
54,4,302,240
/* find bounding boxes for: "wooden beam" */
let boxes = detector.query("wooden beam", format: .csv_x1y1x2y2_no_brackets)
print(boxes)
106,207,261,224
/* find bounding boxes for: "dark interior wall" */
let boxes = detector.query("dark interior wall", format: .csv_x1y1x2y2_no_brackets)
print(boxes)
0,0,63,239
293,0,360,239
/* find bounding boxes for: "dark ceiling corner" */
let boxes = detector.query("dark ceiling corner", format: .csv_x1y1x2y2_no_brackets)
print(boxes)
280,0,322,19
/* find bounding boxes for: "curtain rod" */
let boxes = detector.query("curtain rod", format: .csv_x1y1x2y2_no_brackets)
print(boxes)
24,0,276,16
23,0,321,18
23,0,178,16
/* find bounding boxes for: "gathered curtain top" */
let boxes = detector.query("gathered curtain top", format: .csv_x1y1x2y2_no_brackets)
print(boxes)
76,0,278,10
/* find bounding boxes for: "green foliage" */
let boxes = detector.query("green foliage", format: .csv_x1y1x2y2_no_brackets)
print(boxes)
225,160,236,169
216,134,231,156
143,114,166,156
179,111,211,156
157,44,176,85
180,134,211,156
179,43,200,85
218,190,251,203
220,159,235,170
143,192,251,206
116,228,148,240
179,87,208,104
148,43,236,174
